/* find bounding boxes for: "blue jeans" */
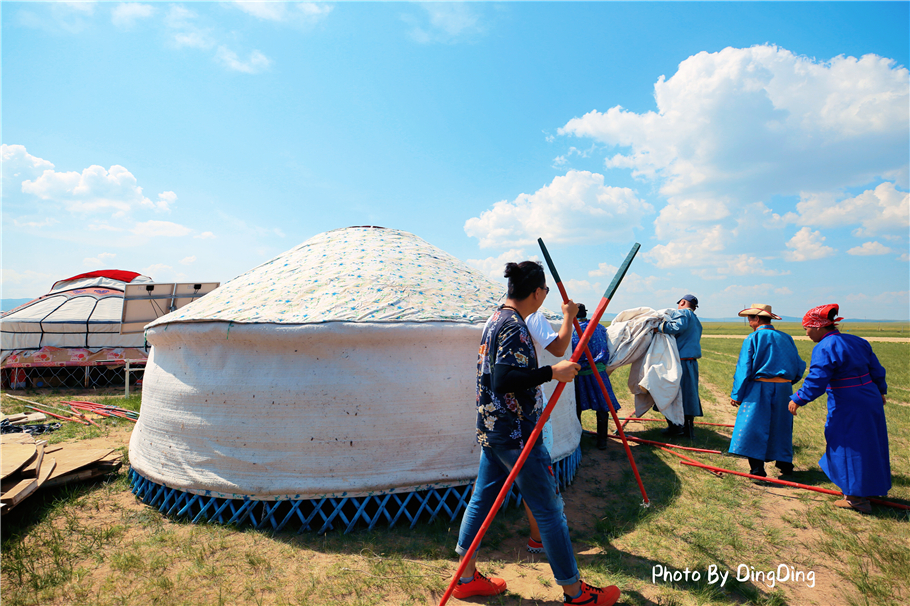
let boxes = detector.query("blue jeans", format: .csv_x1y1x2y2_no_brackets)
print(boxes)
456,445,580,586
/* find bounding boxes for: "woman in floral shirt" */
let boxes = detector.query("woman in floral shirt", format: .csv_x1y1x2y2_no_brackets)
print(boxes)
452,261,622,606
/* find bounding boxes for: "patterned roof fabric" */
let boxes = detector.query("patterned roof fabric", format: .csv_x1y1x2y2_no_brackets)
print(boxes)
149,227,510,326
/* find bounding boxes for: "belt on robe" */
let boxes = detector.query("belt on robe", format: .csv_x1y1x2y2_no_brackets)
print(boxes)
680,357,698,361
829,373,873,389
755,377,791,383
578,362,607,376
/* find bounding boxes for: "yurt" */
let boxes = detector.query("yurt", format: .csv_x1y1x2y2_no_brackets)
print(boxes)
129,226,582,532
1,270,153,389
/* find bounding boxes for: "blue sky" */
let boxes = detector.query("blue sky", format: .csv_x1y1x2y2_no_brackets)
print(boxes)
3,1,908,320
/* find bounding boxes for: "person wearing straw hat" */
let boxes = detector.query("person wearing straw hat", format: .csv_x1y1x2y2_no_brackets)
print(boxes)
452,261,620,605
728,304,806,482
658,294,702,438
788,304,890,514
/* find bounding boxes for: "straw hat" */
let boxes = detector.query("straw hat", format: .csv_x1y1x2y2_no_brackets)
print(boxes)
738,303,781,320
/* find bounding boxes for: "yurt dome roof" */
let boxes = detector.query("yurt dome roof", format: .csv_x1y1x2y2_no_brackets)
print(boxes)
149,226,509,327
50,270,150,293
1,269,152,352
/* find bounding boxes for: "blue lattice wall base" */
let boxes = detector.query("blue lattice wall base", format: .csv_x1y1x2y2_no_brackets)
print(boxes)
129,446,582,533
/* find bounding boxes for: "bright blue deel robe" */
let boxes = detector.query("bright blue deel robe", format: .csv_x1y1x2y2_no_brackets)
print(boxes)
571,320,620,413
791,331,890,497
660,308,703,417
728,327,806,462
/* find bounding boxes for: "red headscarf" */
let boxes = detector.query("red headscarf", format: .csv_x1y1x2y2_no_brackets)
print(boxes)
802,304,843,328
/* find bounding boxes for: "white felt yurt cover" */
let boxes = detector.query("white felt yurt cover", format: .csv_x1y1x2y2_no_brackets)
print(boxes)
130,227,581,501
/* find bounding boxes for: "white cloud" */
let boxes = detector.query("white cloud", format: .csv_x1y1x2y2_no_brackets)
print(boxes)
784,227,836,261
900,253,910,262
465,249,528,285
19,163,175,216
216,46,271,74
560,45,908,197
88,223,124,232
83,252,117,266
195,231,216,239
141,264,172,280
562,279,602,306
1,268,56,298
2,144,54,191
17,2,95,34
63,2,95,15
132,220,193,238
645,225,725,268
166,6,215,49
783,182,909,237
174,31,215,49
873,291,909,304
559,45,909,275
232,2,332,26
722,283,783,297
587,263,661,294
155,191,177,212
693,255,789,279
12,217,60,229
404,3,485,44
111,3,153,29
179,256,196,265
848,241,893,256
464,170,653,249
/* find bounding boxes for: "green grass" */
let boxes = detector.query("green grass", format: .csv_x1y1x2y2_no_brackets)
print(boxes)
695,321,910,338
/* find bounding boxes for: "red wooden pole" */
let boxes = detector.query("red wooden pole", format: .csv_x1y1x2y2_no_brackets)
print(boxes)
676,458,910,511
538,238,649,505
22,405,90,425
604,433,722,454
436,243,640,606
618,417,734,428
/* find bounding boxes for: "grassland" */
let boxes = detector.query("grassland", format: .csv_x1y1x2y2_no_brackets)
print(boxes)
1,338,908,606
695,321,910,338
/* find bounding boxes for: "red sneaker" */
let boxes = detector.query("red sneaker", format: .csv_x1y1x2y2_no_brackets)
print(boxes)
564,581,620,605
453,570,507,599
526,537,545,554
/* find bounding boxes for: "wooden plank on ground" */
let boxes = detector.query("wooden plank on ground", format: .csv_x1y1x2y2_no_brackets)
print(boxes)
44,444,63,454
1,443,37,480
1,477,38,510
35,458,56,488
21,443,45,478
45,447,114,481
1,433,36,445
40,466,109,490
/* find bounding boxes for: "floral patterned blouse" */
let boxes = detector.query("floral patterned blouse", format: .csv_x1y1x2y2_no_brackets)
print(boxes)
475,308,545,450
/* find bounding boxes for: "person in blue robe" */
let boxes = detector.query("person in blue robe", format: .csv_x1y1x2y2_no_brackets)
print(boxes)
571,304,620,450
728,304,806,480
659,294,702,438
788,304,890,514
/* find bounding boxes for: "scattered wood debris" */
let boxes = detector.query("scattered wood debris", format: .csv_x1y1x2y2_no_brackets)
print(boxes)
1,412,48,425
0,433,122,515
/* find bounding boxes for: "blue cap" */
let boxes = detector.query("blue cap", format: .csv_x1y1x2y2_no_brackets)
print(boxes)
678,294,698,308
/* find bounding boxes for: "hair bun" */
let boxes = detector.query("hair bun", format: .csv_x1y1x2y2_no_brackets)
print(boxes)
503,262,521,279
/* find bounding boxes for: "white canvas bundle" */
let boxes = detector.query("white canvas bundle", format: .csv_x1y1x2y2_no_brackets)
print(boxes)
606,307,684,425
131,227,581,500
